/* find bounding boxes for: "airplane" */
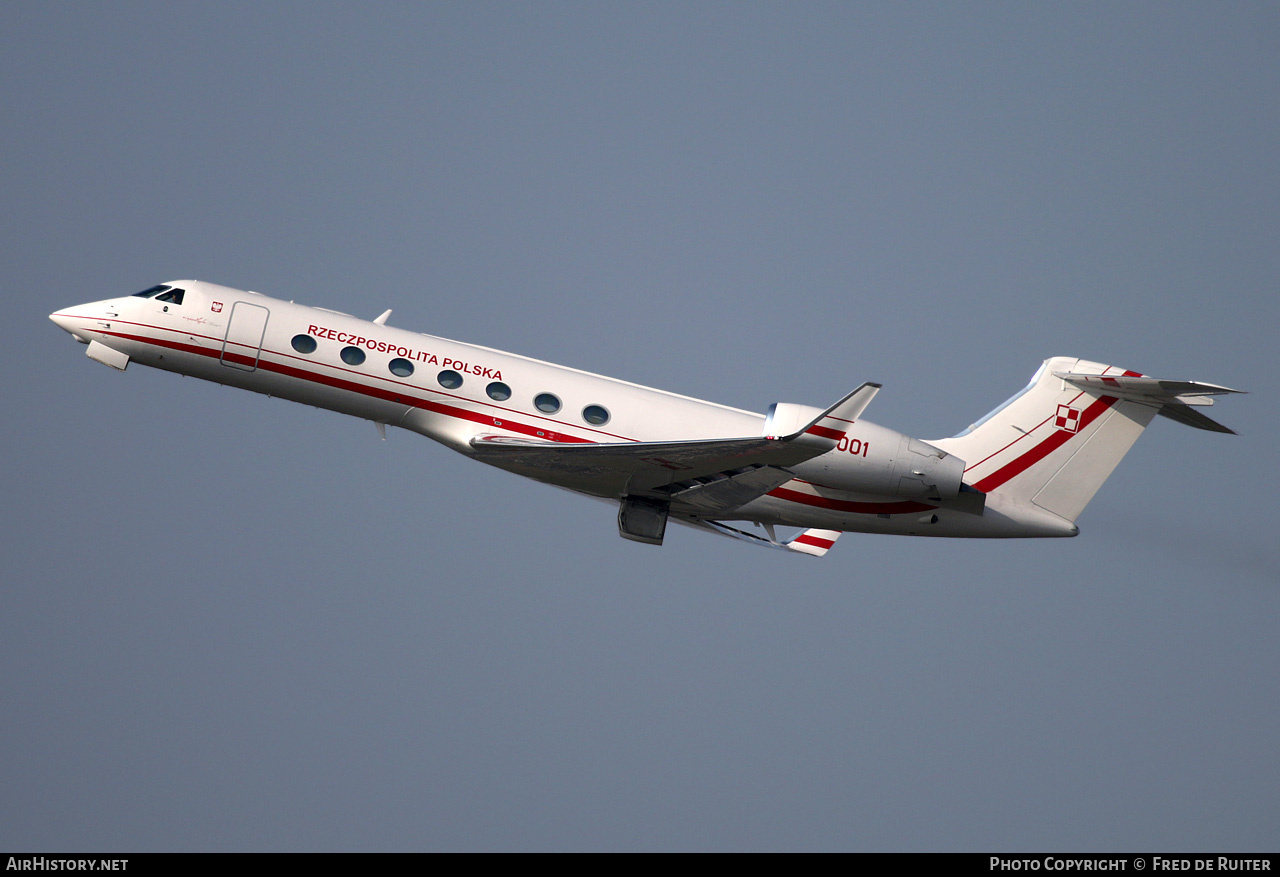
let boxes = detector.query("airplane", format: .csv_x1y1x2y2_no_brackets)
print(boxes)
50,280,1243,556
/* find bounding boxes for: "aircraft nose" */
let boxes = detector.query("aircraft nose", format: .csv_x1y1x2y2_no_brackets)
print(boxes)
49,309,75,333
50,303,96,341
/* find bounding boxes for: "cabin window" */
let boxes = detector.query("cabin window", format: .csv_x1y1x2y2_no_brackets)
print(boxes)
340,346,366,366
486,381,511,402
389,358,414,377
534,393,561,414
582,405,610,426
155,287,185,305
291,334,317,354
437,370,463,389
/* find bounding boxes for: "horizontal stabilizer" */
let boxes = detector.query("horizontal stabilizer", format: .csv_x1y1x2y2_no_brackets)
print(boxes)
1055,372,1243,400
1154,402,1238,434
1055,371,1244,434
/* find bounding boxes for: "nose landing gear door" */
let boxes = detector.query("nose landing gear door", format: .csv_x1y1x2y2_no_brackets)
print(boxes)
221,301,269,371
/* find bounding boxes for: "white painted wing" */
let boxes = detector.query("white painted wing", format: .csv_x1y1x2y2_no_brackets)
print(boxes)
468,382,881,516
468,433,811,510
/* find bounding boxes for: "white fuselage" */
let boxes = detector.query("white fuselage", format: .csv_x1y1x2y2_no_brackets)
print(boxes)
50,280,1068,540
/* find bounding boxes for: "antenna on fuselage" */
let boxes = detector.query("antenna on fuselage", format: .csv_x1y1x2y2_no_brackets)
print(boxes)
373,309,392,326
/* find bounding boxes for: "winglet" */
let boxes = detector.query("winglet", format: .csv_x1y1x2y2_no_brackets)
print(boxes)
784,382,881,448
785,528,841,557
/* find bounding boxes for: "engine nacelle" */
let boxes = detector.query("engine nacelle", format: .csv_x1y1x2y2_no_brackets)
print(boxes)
762,402,826,438
784,419,967,499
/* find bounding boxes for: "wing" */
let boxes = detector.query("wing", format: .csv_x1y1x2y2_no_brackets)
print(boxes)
468,382,881,516
469,433,805,508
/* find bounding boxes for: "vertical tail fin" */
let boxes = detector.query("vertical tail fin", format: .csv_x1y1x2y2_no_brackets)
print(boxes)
929,357,1241,524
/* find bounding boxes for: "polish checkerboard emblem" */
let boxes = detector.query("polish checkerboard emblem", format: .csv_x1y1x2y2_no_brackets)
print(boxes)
1055,404,1081,433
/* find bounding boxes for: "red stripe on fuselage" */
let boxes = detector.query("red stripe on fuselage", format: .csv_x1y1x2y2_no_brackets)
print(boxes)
97,324,936,516
98,329,603,444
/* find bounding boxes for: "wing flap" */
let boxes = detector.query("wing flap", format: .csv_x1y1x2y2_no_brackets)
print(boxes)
659,464,796,515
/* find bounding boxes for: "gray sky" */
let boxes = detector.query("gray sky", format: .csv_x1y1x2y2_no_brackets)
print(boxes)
4,1,1277,851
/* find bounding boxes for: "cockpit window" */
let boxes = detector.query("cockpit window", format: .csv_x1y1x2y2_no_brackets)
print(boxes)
133,285,171,298
154,287,185,305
